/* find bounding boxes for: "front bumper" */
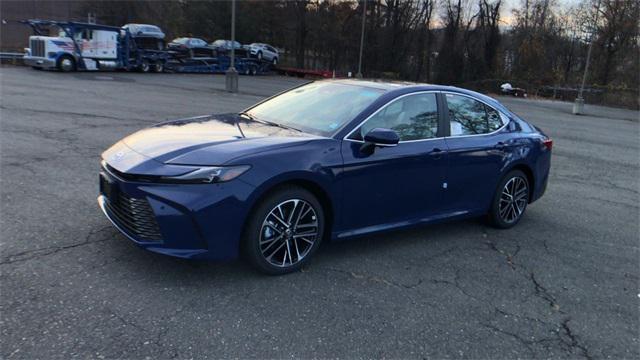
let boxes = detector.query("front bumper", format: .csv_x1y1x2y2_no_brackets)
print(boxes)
24,56,56,69
98,165,256,260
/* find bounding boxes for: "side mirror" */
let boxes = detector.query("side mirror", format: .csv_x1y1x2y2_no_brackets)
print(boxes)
360,128,399,154
364,128,400,147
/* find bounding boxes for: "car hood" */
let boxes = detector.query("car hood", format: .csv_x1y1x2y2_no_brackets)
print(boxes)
102,114,317,174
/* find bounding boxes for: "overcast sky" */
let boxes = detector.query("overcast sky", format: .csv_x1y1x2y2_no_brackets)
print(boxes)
499,0,583,25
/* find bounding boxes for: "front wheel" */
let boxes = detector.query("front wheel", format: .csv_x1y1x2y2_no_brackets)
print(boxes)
56,55,76,72
489,170,530,228
243,186,324,275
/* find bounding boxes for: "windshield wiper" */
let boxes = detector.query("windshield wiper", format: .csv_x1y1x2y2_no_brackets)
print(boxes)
238,112,303,133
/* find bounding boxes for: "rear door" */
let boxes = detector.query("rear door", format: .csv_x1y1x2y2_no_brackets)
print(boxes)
339,92,448,236
442,93,512,213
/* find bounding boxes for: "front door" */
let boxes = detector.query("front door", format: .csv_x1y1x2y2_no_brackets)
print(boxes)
338,92,448,237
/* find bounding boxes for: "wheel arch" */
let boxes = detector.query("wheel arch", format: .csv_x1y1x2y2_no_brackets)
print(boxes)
507,163,535,202
243,176,335,242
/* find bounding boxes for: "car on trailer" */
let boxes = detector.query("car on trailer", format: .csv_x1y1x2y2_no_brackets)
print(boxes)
210,39,243,52
247,43,279,65
121,23,169,73
168,37,216,58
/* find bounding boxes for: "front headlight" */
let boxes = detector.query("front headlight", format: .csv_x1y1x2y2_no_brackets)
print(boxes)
163,165,250,184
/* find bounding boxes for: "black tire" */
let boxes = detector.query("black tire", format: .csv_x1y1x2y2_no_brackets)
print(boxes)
489,170,530,229
153,62,164,73
242,186,325,275
272,57,278,66
256,51,263,61
56,55,76,72
139,61,150,73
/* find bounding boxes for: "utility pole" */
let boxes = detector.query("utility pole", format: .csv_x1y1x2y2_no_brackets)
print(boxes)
225,0,238,93
573,0,601,115
356,0,367,78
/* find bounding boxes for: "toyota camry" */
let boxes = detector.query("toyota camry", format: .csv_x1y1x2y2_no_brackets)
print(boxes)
98,80,552,274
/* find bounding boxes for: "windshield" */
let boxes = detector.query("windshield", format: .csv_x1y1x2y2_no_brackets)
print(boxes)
246,82,385,136
173,38,189,44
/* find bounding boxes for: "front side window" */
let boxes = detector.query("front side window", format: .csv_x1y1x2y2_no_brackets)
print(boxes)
446,94,505,136
353,93,439,141
246,82,385,136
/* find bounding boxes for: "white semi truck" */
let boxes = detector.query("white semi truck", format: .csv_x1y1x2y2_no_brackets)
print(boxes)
23,20,168,72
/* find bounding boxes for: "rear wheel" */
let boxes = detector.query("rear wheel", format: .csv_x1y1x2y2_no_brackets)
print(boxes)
139,61,150,73
243,186,324,275
56,55,76,72
153,62,164,73
489,170,530,228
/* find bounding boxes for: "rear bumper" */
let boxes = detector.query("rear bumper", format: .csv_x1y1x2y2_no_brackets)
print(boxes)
24,56,55,69
97,166,256,261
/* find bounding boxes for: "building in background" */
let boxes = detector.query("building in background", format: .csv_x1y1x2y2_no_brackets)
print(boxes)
1,0,85,52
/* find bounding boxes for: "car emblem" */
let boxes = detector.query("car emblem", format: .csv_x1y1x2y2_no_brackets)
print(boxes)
112,151,125,161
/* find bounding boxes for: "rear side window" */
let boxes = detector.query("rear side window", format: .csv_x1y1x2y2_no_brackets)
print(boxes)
354,93,439,141
446,94,505,136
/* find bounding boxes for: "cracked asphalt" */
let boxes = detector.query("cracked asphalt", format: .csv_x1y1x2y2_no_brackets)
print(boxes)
1,66,638,359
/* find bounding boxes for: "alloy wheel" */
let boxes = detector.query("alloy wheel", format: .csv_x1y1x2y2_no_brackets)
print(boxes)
499,176,528,223
260,199,319,268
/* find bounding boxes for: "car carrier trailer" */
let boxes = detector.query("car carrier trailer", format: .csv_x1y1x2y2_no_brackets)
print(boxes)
164,54,272,75
22,19,169,72
21,19,274,75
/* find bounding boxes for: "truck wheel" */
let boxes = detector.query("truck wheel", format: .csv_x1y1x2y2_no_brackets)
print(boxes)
250,66,257,76
139,61,150,73
56,55,76,72
153,62,164,73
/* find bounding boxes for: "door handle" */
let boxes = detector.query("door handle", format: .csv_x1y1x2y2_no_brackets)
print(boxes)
429,147,443,159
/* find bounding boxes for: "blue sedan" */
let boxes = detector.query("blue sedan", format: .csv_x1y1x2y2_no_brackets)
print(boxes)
98,80,552,274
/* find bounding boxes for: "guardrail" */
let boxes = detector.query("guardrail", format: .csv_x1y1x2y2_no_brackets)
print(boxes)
0,52,24,65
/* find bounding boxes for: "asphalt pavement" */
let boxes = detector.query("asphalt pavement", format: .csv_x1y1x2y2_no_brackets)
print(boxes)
1,66,638,359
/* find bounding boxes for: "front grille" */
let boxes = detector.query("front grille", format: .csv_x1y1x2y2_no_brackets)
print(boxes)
30,39,45,57
103,190,162,242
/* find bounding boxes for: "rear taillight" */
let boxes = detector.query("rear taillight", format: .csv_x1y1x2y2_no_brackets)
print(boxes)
543,138,553,151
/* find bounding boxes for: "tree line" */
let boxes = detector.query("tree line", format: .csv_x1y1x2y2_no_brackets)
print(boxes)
83,0,638,91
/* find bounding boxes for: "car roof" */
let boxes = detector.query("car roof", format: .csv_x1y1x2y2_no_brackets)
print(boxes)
323,79,503,109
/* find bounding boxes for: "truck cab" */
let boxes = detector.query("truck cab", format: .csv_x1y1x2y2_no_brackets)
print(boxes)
23,20,119,72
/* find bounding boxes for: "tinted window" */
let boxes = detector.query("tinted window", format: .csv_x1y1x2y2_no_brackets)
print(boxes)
355,93,439,141
247,82,384,136
446,94,504,136
486,106,504,131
